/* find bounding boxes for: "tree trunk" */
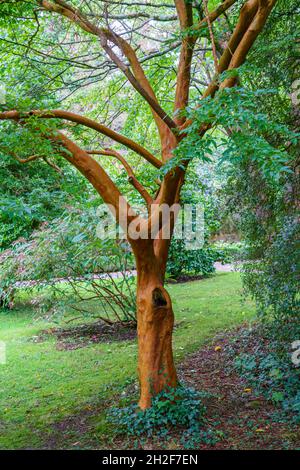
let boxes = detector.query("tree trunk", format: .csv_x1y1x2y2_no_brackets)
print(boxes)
134,251,177,409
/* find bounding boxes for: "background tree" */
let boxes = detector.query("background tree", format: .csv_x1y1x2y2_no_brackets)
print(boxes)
0,0,279,409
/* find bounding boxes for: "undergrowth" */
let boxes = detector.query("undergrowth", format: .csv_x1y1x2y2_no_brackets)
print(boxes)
109,385,218,449
226,326,300,423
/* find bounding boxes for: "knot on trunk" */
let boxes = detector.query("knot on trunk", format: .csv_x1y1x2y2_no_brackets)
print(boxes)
152,287,168,308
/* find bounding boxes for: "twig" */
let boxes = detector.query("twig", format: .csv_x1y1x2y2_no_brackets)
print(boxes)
203,0,219,73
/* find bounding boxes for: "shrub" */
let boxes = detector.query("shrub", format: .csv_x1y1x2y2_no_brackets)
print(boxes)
242,216,299,335
0,207,136,324
210,241,245,263
0,152,89,250
166,240,215,280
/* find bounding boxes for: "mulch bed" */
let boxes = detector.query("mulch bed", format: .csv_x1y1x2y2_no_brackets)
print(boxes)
35,320,184,351
167,274,206,284
37,321,137,350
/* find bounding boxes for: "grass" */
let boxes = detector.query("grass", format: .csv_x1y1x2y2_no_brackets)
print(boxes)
0,272,255,449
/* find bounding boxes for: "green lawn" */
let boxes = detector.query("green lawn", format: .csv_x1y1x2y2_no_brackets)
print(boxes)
0,272,255,449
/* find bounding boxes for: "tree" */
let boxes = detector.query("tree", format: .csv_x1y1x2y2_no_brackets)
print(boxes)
0,0,278,409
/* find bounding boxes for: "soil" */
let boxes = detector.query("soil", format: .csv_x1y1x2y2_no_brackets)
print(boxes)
167,274,206,284
38,321,137,350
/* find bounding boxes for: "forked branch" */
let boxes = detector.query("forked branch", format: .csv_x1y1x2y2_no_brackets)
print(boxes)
219,0,277,88
40,0,178,137
87,149,153,207
0,109,162,168
0,116,141,231
181,0,277,133
174,0,239,125
50,131,140,231
0,146,62,173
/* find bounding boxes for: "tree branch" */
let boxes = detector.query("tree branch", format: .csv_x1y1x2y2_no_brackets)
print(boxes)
193,0,239,34
174,0,196,126
49,131,140,231
0,146,62,173
203,0,219,72
219,0,278,88
40,0,178,137
0,109,162,168
180,0,277,133
101,30,178,145
42,156,62,173
87,149,153,207
173,0,239,125
0,117,145,236
202,0,259,99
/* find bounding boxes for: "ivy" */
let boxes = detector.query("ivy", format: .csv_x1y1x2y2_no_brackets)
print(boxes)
109,385,217,448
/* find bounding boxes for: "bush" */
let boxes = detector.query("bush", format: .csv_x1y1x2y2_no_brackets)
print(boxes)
210,241,245,263
233,216,300,420
0,207,136,324
166,240,215,280
242,216,299,333
0,153,89,250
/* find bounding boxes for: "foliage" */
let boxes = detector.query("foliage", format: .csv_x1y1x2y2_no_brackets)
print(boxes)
242,217,299,329
216,0,300,424
221,1,299,339
167,240,215,280
0,148,92,249
224,131,300,423
165,160,227,280
230,327,300,422
210,241,245,263
0,206,136,324
229,0,299,324
167,85,296,179
109,385,216,448
231,216,299,419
